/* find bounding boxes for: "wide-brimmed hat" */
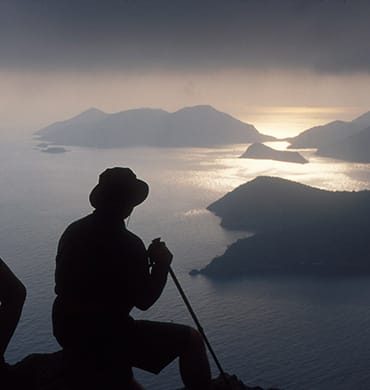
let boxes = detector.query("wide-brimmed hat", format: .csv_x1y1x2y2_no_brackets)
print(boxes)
89,167,149,209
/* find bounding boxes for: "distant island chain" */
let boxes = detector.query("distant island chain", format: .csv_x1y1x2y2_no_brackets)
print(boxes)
34,105,370,164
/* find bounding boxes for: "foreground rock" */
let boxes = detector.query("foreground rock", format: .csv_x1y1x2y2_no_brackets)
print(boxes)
3,352,64,390
240,143,308,164
5,352,280,390
180,373,280,390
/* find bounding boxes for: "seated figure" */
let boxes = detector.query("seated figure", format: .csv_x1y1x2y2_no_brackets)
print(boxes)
52,167,211,389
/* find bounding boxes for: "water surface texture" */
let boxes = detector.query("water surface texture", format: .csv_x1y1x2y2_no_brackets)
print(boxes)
2,138,370,389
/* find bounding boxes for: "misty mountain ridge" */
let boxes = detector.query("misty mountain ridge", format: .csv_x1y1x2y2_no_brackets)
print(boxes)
288,120,363,149
287,109,370,163
196,176,370,278
351,110,370,128
35,105,274,148
317,125,370,163
288,110,370,149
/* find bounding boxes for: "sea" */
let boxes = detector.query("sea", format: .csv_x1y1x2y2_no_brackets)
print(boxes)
2,137,370,390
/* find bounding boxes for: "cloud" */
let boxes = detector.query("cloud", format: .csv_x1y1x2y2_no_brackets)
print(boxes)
0,0,369,73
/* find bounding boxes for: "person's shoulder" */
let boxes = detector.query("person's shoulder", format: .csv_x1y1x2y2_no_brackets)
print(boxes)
60,214,95,239
123,229,147,250
124,228,144,243
66,213,93,229
57,214,96,253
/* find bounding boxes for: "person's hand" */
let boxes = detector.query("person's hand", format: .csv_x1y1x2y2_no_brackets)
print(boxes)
147,238,173,267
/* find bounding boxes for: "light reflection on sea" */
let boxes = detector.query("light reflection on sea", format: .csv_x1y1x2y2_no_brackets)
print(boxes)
180,143,370,194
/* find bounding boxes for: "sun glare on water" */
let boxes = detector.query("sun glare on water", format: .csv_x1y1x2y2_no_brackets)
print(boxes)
240,106,360,138
177,143,370,199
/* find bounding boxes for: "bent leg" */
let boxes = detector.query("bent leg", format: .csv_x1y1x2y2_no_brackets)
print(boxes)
0,258,26,360
179,328,211,390
129,321,211,390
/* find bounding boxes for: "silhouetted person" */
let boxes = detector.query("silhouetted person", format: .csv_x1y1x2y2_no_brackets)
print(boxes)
52,167,211,390
0,257,28,388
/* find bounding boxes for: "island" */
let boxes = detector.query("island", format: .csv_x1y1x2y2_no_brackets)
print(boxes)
240,143,308,164
192,176,370,278
34,105,275,148
41,146,68,154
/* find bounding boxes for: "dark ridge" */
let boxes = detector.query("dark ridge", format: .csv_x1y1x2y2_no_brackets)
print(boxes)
197,176,370,278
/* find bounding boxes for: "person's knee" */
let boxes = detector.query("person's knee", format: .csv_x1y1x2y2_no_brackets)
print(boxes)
188,327,206,352
180,327,211,389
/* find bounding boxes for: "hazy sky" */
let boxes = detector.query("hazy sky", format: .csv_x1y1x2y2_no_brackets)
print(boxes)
1,0,370,137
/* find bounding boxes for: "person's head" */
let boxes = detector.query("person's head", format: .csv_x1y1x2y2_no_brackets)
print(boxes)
89,167,149,218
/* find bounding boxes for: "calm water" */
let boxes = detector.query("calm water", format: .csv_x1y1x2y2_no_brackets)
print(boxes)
2,137,370,389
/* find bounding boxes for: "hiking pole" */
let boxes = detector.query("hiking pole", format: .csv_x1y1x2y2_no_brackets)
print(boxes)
168,265,230,385
151,238,230,386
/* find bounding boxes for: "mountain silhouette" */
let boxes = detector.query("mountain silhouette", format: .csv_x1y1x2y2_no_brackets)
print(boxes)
35,105,274,148
317,126,370,163
288,110,370,149
207,176,340,232
240,143,308,164
195,176,370,278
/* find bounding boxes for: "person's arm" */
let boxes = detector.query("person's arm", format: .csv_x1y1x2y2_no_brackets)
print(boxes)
133,239,172,311
0,258,26,359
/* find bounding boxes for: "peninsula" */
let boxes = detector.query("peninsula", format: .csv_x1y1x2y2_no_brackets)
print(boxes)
193,176,370,278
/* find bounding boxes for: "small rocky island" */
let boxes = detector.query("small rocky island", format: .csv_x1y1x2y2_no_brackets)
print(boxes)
41,146,68,154
192,176,370,278
240,143,308,164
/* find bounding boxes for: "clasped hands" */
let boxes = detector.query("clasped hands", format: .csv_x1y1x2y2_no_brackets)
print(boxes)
147,238,173,267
